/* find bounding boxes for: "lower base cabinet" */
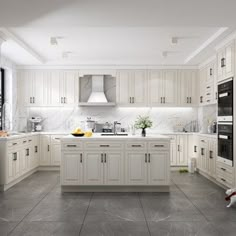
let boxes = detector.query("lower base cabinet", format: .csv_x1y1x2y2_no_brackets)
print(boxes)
61,140,170,187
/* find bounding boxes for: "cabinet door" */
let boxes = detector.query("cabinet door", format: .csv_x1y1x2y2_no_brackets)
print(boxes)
63,71,79,106
48,71,63,106
40,135,51,166
208,139,216,178
20,147,29,174
132,70,147,106
51,143,61,166
7,152,14,183
61,152,81,185
225,42,234,79
162,70,177,105
84,152,103,185
169,135,177,166
177,135,188,166
116,70,132,105
19,70,33,106
199,68,206,104
33,136,40,168
148,70,163,106
148,152,169,185
199,139,208,173
104,152,124,185
217,48,225,82
179,70,197,105
126,152,147,185
32,70,47,106
14,151,21,179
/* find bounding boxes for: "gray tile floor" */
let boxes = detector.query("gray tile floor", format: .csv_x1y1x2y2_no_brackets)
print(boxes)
0,171,236,235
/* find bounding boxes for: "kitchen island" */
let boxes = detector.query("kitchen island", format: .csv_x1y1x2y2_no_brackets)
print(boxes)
60,134,171,192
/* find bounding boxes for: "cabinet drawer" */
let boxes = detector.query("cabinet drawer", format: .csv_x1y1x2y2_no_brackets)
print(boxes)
51,135,64,144
62,143,83,150
7,140,21,148
148,142,169,150
216,175,233,188
216,161,233,174
126,142,146,150
85,142,123,149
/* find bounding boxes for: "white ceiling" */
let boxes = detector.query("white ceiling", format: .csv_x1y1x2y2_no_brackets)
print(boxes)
1,0,236,66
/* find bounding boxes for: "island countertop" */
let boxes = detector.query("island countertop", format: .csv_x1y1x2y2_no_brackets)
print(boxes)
61,133,171,141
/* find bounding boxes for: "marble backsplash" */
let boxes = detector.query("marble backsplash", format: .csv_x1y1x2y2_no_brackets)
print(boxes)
15,106,202,133
198,104,217,133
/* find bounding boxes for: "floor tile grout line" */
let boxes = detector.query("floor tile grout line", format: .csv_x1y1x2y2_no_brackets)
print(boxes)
78,192,94,236
138,193,152,236
171,179,210,222
7,178,59,236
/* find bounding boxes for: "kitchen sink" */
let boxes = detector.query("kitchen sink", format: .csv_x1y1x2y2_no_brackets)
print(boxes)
100,133,128,136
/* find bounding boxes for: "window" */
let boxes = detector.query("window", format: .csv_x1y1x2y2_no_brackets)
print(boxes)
0,68,5,130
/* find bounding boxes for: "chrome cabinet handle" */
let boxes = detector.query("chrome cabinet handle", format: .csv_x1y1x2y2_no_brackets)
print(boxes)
187,97,189,103
129,97,131,103
210,68,213,76
80,153,83,163
178,145,180,152
132,145,142,147
48,145,50,152
64,97,66,104
221,58,226,68
148,153,151,163
100,145,110,147
33,97,35,103
61,97,64,103
161,97,163,103
190,97,192,103
221,167,226,171
209,150,213,159
30,97,32,103
35,146,38,153
221,178,226,182
132,97,134,103
163,97,165,103
145,153,147,163
104,153,107,163
101,153,103,163
194,145,197,153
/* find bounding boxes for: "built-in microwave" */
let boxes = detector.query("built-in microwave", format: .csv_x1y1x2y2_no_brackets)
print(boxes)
218,79,233,122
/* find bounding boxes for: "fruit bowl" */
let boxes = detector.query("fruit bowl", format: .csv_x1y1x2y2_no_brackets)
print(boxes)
71,133,85,137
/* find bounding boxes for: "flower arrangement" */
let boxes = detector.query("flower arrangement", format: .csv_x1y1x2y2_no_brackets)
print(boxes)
134,115,153,137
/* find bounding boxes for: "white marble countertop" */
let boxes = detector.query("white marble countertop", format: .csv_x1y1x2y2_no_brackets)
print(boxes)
61,133,171,141
0,131,217,141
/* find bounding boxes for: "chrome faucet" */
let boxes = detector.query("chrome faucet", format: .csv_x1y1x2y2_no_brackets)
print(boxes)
113,121,121,134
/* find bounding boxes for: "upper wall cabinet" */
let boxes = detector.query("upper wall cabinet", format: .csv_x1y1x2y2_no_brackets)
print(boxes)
18,70,48,106
217,40,235,82
199,60,217,106
18,70,79,107
116,70,147,106
178,70,198,106
148,70,178,106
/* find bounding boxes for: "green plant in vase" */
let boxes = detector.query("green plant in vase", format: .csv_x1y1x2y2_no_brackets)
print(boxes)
134,115,153,137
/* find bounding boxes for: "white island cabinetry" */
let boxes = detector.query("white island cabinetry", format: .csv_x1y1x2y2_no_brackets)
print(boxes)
61,135,170,192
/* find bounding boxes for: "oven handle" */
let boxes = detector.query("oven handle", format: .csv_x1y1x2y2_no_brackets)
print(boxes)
219,135,229,140
219,92,229,98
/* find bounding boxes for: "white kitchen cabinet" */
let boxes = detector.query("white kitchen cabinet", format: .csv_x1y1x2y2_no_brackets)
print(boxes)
148,152,169,185
116,70,147,106
18,70,48,106
178,70,198,105
149,70,177,106
20,146,29,174
126,152,147,185
84,152,104,185
40,135,51,166
198,137,208,173
208,138,216,178
51,136,63,166
169,135,177,166
104,151,124,185
176,135,188,166
61,152,82,185
7,150,20,184
217,41,235,82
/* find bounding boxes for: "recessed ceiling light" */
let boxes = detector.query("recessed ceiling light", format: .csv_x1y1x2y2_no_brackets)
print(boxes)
50,37,58,45
162,51,168,57
171,37,178,45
